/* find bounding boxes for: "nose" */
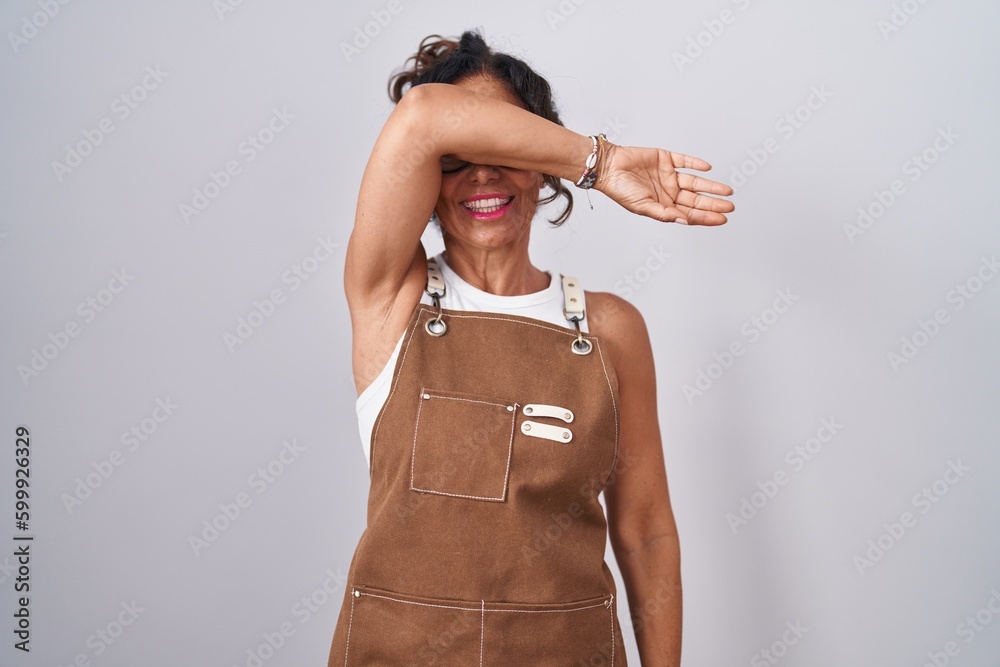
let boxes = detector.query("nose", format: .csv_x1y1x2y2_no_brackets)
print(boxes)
466,163,501,183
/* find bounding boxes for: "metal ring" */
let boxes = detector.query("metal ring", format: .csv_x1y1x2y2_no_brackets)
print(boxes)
566,315,592,355
424,295,447,336
425,316,447,337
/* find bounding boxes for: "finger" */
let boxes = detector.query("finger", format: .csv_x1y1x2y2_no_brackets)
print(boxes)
668,151,712,171
678,173,734,196
675,190,736,213
676,203,730,226
631,199,690,224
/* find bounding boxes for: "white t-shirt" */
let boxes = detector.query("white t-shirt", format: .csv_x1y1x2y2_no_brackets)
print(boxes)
355,251,589,469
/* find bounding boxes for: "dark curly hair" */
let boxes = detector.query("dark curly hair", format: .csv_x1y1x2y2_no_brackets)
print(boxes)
388,28,574,227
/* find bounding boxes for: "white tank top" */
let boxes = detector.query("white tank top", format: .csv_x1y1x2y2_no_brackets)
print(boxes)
355,251,589,469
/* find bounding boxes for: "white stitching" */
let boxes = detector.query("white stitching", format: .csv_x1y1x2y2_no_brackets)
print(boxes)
409,386,426,494
356,589,611,614
417,308,617,468
342,587,356,667
384,306,603,434
594,339,620,490
422,393,510,408
409,487,506,501
385,307,619,496
409,390,517,501
371,310,425,474
418,307,599,339
354,587,614,663
609,591,615,667
502,402,517,500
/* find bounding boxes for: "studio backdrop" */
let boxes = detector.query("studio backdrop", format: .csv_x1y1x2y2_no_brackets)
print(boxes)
1,0,998,665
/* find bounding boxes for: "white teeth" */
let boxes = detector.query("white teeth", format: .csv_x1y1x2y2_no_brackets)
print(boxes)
463,196,513,213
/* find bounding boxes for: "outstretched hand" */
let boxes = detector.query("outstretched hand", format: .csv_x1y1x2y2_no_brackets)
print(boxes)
595,144,735,225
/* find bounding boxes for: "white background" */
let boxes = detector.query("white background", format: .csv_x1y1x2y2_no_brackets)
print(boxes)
1,1,998,665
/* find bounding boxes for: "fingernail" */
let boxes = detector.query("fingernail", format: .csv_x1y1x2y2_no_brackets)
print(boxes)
676,219,689,225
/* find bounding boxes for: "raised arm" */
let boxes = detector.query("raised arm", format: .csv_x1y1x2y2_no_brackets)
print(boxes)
343,83,595,313
344,82,734,313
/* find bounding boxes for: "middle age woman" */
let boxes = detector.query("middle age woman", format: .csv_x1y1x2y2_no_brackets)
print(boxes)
330,30,734,666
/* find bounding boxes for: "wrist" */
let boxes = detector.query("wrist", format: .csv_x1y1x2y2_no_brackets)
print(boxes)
573,133,602,189
594,137,617,194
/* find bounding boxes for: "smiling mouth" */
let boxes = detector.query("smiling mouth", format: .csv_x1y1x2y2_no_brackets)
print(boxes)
462,196,514,214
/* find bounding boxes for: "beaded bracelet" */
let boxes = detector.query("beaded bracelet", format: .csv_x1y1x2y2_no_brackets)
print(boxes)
574,134,603,188
574,133,608,209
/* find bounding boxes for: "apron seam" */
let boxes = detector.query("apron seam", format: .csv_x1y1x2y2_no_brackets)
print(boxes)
345,588,618,665
593,339,621,490
342,588,356,667
354,588,612,612
424,307,598,338
610,591,616,666
409,388,518,501
343,287,625,664
400,306,618,491
370,306,427,476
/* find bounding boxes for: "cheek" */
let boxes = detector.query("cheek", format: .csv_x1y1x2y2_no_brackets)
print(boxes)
436,185,456,210
530,173,543,193
512,172,541,195
524,175,543,201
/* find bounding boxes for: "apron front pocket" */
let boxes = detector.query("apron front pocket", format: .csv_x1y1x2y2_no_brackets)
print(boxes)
344,584,484,666
344,583,619,666
482,592,619,665
410,387,518,502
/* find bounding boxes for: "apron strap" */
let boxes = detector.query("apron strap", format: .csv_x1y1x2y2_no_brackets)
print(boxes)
424,258,447,337
423,258,591,354
425,258,446,298
561,274,592,356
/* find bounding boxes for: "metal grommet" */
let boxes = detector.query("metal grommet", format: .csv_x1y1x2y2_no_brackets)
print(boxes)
425,295,447,337
566,315,592,355
425,317,447,336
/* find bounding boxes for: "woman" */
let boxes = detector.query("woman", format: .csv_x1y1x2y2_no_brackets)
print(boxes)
329,30,733,666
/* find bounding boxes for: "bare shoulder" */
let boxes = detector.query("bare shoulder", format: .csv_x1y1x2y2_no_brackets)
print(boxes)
584,290,653,372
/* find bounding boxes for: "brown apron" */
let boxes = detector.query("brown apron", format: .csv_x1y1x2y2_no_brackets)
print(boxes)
328,257,627,666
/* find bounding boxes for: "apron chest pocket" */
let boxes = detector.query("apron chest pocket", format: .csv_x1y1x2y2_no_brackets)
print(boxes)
410,387,519,502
